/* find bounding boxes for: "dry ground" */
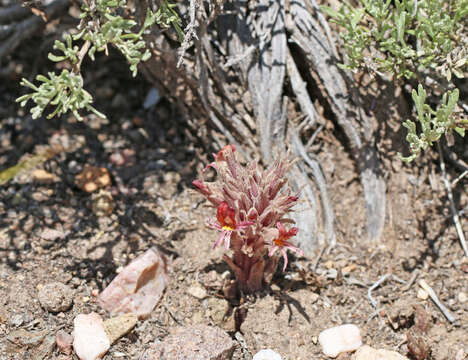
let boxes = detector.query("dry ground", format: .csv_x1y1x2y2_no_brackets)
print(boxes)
0,33,467,360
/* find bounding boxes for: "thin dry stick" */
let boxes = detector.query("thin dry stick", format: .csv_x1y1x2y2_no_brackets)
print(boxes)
451,170,468,188
401,269,419,292
311,245,326,272
419,279,455,323
438,143,468,260
368,274,390,308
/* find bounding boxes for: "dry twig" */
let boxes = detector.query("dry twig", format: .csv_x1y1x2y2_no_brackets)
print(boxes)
368,274,390,308
419,279,455,323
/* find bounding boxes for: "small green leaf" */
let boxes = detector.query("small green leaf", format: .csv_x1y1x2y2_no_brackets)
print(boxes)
48,54,68,62
396,11,406,45
455,127,465,137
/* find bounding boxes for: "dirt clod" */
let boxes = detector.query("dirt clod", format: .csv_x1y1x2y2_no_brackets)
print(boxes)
75,166,111,193
37,282,74,313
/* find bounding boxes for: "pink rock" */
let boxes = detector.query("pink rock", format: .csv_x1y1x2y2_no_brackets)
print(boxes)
73,313,110,360
56,329,73,355
319,324,362,358
98,247,169,319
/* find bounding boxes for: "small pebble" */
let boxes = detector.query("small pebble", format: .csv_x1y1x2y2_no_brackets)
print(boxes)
75,166,111,193
458,292,467,303
10,314,24,327
253,349,282,360
32,169,58,184
319,324,362,358
56,330,73,355
187,283,208,299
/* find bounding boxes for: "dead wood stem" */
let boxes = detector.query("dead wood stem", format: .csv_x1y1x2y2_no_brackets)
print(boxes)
72,40,91,74
437,142,468,260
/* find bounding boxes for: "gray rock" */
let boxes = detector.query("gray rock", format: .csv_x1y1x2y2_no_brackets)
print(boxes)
7,329,49,347
38,282,73,313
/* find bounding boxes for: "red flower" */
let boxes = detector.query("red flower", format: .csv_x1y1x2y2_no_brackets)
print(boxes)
208,201,253,249
268,222,303,271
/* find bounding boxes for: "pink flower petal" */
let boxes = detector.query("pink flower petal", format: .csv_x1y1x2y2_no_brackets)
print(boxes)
268,246,278,257
213,231,227,249
281,248,289,271
224,231,233,249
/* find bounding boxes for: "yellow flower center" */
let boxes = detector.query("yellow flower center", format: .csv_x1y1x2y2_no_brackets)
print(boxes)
274,237,287,247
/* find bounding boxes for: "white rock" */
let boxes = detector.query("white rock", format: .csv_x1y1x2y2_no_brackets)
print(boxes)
73,313,110,360
353,345,409,360
319,324,362,358
98,247,169,319
187,283,208,299
253,349,282,360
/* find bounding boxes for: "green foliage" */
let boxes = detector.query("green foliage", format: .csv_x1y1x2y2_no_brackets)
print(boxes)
321,0,467,161
16,70,105,120
17,0,183,120
321,0,468,80
154,0,184,42
399,85,461,162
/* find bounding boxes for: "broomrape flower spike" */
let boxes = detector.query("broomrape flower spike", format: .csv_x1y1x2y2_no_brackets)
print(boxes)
193,145,302,293
269,222,303,271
